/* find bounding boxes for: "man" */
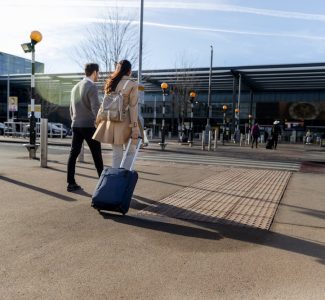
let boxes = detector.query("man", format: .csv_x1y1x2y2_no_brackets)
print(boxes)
67,63,103,192
271,120,282,150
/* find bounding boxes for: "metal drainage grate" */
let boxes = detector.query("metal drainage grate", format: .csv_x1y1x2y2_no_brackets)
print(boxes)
138,167,291,230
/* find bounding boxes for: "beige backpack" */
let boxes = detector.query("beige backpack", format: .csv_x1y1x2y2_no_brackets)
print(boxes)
102,80,130,122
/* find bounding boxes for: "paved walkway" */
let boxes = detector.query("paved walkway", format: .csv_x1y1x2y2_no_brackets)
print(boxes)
139,168,291,230
0,141,324,299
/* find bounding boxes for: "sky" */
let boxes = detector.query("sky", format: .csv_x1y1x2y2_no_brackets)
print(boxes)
2,0,325,73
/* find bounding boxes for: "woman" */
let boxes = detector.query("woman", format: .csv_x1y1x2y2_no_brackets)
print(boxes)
251,122,260,148
93,60,139,169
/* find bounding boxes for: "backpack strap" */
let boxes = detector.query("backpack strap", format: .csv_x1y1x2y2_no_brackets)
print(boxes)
121,80,131,111
122,80,130,91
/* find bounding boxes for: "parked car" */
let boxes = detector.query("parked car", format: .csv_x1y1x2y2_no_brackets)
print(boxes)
55,123,71,136
48,123,68,138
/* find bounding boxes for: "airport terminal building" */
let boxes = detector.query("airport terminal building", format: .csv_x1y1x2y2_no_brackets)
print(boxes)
1,56,325,140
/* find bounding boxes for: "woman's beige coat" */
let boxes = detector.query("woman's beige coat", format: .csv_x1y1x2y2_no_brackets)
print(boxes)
92,76,139,145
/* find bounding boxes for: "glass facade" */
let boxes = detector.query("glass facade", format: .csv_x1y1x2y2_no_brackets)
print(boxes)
0,52,44,75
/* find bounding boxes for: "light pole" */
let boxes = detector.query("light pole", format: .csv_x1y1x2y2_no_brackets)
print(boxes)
237,74,242,131
188,91,197,145
21,30,42,159
138,0,144,84
206,45,213,132
235,108,240,130
222,105,228,145
248,114,253,129
234,108,240,142
137,0,145,140
159,82,168,150
248,114,253,144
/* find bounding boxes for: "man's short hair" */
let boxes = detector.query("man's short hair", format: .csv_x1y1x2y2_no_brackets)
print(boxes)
84,63,99,77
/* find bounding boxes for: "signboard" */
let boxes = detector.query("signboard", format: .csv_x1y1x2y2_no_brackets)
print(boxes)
28,104,42,119
8,96,18,112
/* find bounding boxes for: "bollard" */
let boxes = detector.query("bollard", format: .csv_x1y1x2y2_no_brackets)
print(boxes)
201,130,205,150
214,129,218,151
40,118,48,168
208,130,212,151
240,134,244,147
78,142,84,162
60,123,63,139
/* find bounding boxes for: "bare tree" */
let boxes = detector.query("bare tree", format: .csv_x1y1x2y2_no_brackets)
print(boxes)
171,52,198,133
74,7,138,73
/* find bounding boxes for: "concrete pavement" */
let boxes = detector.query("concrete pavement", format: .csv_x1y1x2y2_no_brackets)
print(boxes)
0,142,324,299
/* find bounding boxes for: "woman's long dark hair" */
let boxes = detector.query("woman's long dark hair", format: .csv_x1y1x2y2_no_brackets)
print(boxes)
104,60,131,94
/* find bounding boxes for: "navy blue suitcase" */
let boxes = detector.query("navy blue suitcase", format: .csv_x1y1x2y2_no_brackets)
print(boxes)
91,138,142,214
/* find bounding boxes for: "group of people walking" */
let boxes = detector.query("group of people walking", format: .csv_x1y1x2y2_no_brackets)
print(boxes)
67,60,139,192
250,120,281,150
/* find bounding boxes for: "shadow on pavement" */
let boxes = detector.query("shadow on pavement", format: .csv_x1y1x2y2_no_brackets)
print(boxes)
100,212,222,241
0,175,77,202
71,189,92,197
280,203,325,224
106,195,325,264
48,160,97,171
47,166,98,180
48,160,160,176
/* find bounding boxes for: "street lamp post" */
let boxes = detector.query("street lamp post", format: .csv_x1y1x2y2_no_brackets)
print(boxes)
188,91,197,145
235,108,240,131
206,45,213,132
234,108,240,143
159,82,168,150
21,30,42,159
222,105,228,145
138,0,144,84
248,114,253,144
137,0,145,142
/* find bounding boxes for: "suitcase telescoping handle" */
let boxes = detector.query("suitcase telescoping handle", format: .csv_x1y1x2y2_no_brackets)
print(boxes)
120,137,143,171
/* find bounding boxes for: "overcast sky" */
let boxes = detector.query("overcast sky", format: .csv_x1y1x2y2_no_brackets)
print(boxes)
2,0,325,73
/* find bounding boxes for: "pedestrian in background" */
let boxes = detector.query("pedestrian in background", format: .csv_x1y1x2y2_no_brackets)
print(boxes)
67,63,104,192
305,129,312,144
93,60,139,169
251,122,260,148
271,120,282,150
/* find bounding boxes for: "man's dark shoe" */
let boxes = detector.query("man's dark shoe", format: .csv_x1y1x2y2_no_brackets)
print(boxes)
67,183,82,192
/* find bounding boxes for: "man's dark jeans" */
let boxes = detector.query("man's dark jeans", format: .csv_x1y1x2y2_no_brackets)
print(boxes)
67,127,103,184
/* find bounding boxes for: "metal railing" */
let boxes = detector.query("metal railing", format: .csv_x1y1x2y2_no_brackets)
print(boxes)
4,121,66,139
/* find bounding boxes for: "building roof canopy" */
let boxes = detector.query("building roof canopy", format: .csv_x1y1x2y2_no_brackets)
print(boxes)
2,62,325,93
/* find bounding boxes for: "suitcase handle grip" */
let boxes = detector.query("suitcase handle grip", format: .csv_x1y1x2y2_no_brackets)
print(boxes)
120,137,142,170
